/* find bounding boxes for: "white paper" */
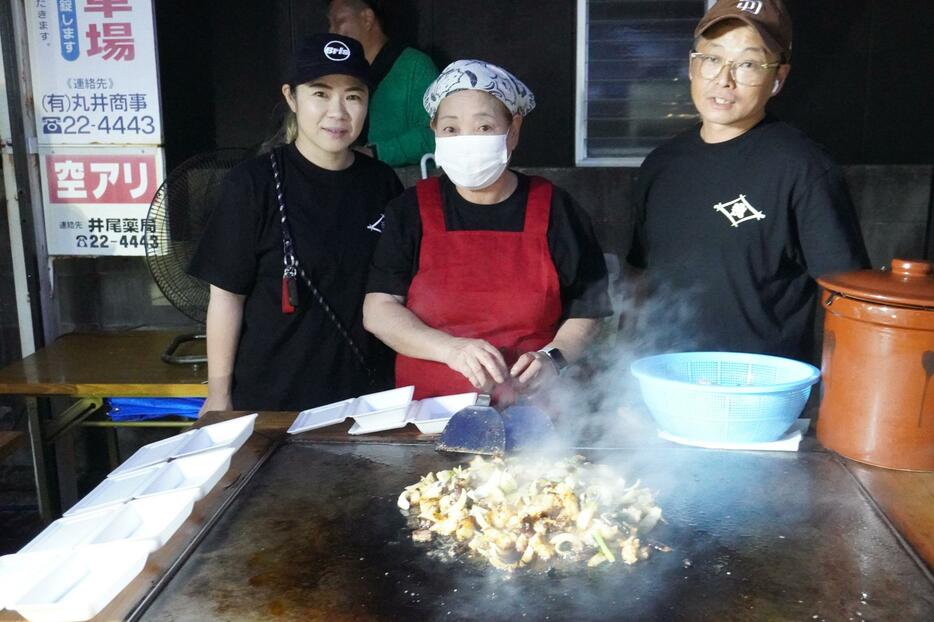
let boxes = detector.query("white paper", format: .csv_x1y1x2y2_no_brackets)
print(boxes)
657,419,810,452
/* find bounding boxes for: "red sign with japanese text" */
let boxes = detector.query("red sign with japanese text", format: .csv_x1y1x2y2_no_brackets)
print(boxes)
45,153,157,204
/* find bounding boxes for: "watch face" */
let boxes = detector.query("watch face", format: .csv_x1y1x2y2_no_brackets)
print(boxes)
546,347,568,371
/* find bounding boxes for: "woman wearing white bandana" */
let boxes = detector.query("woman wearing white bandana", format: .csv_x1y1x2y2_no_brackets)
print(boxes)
364,60,611,403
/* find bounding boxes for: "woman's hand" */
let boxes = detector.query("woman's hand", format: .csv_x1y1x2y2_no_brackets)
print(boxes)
509,350,559,394
443,337,508,390
198,389,233,417
203,286,245,417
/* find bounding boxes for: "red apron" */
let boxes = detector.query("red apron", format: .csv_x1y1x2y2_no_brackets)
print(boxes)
396,176,562,399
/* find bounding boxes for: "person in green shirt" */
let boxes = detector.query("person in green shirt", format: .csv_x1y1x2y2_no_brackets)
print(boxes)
328,0,438,167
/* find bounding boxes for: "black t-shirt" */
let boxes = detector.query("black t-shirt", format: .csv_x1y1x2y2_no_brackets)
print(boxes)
627,116,869,362
189,144,403,410
366,173,612,319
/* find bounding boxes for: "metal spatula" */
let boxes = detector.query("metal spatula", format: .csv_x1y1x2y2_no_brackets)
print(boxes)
501,401,557,451
436,394,556,456
435,394,505,456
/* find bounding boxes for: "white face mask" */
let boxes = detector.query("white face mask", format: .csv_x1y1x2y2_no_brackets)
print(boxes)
433,133,509,190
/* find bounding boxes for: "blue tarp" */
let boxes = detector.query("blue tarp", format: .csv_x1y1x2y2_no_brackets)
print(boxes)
106,397,203,421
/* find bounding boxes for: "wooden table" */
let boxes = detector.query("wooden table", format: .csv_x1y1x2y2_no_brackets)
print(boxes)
0,412,931,621
0,330,207,520
0,331,206,398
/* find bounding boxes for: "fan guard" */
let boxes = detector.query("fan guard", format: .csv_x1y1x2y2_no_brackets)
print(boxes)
144,149,250,362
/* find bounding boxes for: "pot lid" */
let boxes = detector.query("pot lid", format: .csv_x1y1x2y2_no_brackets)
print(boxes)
817,258,934,308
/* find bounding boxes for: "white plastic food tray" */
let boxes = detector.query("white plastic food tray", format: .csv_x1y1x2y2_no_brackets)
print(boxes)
288,386,415,435
0,551,70,611
9,541,151,622
108,413,256,477
20,489,200,555
287,398,355,434
289,388,476,436
408,392,478,434
64,447,236,517
348,386,417,434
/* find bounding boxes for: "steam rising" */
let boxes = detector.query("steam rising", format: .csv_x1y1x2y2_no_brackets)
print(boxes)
392,280,712,618
535,277,702,453
390,280,895,619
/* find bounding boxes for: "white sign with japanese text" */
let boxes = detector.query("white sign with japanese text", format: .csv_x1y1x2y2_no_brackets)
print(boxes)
26,0,162,146
40,146,164,255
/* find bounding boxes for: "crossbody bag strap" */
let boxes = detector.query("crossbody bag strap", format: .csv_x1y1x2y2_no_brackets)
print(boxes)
269,150,375,382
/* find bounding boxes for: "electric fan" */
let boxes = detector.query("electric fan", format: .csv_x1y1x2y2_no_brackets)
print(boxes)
145,149,250,364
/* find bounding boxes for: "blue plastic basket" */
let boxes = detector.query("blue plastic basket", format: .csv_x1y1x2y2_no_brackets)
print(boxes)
630,352,820,443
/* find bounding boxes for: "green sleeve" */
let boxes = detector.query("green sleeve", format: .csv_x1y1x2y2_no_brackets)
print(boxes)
372,52,438,167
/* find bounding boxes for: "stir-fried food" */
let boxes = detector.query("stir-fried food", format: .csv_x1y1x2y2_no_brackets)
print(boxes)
398,455,666,571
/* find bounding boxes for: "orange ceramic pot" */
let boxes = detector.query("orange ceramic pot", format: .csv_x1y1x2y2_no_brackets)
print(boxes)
817,259,934,471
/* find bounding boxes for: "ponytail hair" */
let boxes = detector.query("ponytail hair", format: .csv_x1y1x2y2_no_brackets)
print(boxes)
260,85,299,153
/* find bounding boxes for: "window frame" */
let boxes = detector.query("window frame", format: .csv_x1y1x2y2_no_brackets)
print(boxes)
574,0,713,167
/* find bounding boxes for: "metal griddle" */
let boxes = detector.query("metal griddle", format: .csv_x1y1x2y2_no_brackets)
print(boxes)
138,440,934,621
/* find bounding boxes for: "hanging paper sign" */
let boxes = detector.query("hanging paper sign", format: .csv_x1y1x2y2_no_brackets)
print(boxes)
39,146,164,255
26,0,162,145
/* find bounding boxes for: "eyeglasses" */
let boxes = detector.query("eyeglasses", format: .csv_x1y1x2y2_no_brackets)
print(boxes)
689,52,781,86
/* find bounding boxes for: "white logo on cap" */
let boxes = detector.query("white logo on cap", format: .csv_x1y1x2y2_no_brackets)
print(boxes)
323,40,351,61
736,1,763,14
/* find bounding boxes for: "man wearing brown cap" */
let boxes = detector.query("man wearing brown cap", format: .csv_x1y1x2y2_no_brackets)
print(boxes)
626,0,869,362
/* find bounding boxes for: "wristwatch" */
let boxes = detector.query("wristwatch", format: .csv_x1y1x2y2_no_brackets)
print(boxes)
539,347,569,374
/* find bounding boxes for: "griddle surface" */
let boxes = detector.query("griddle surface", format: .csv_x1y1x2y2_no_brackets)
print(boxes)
141,441,934,621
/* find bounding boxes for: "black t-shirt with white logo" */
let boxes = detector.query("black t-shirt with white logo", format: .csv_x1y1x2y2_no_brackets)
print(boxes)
627,116,869,362
189,144,403,410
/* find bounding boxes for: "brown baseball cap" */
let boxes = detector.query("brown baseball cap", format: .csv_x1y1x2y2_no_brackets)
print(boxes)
695,0,793,60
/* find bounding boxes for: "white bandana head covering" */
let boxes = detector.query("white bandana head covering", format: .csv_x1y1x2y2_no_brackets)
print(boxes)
423,59,536,119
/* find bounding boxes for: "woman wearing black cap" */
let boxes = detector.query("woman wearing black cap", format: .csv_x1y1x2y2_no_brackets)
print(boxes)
189,34,403,413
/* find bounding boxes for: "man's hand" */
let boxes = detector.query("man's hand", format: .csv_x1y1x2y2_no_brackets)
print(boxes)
443,337,508,390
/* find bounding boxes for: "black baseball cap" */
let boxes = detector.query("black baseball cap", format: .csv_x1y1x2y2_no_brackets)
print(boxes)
286,33,371,88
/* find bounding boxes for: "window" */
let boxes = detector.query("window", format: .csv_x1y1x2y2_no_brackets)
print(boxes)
576,0,707,166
